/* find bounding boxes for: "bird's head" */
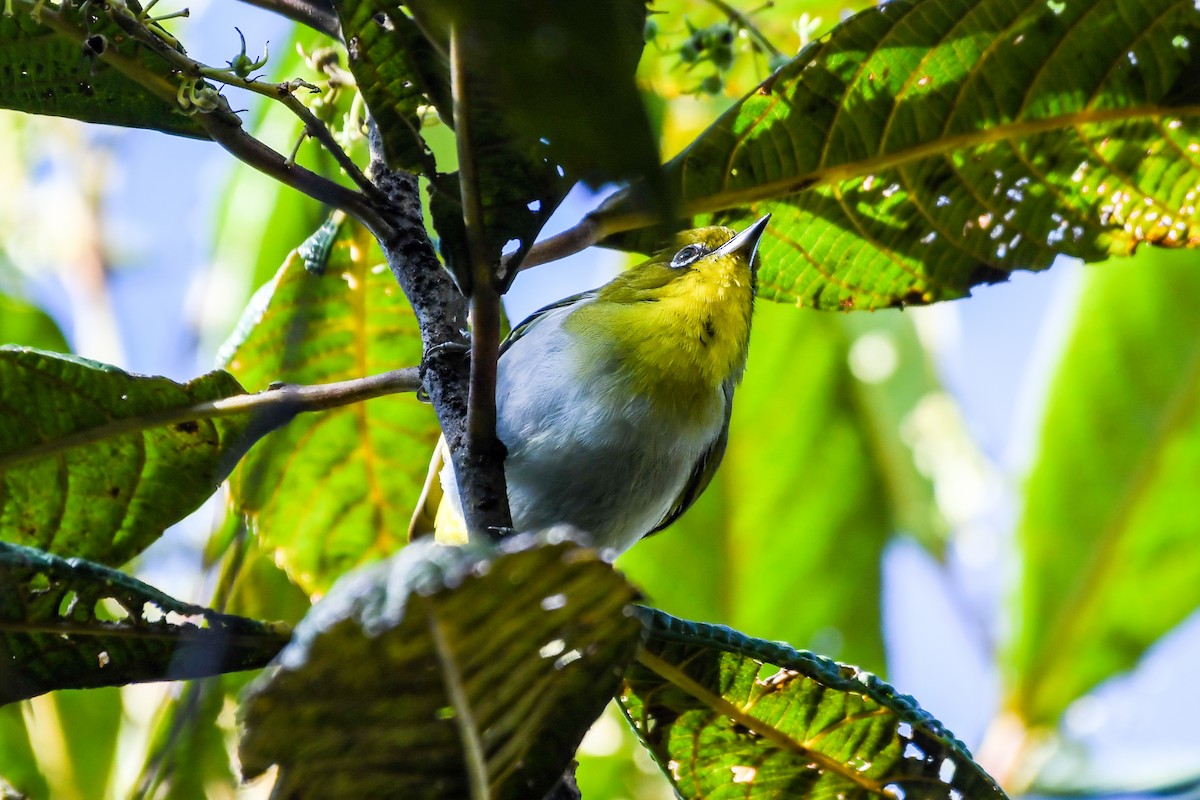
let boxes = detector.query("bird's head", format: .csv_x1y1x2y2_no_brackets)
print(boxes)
596,215,770,306
573,215,771,403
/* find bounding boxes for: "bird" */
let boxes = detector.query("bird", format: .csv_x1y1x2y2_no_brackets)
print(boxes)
409,215,770,558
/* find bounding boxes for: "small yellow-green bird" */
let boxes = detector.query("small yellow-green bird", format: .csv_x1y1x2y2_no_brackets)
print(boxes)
410,215,770,557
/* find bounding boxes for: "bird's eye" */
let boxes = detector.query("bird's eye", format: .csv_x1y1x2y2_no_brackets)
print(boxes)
670,243,709,269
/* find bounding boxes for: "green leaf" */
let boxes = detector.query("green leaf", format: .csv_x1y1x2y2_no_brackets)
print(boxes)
0,349,267,566
0,294,69,352
240,537,642,799
407,0,658,188
1011,248,1200,726
223,218,440,596
0,704,47,799
0,541,290,705
624,608,1007,800
600,0,1200,309
620,303,948,674
0,0,204,138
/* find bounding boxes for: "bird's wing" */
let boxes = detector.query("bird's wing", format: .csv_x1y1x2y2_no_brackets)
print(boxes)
499,290,597,357
408,290,597,541
647,379,735,536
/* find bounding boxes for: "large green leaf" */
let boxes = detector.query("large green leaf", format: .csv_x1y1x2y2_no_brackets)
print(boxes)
0,541,290,704
598,0,1200,309
0,0,204,137
240,537,642,799
1010,249,1200,727
620,303,948,674
624,608,1007,800
0,294,69,352
224,218,440,596
0,349,264,566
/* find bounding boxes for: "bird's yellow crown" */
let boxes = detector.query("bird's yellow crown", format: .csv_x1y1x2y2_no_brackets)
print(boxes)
565,225,758,419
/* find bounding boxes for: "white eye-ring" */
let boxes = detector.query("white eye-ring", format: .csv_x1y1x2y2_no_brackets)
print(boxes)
670,243,709,269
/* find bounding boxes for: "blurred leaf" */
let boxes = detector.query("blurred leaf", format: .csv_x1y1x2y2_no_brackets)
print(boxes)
133,678,235,800
0,295,68,352
223,218,439,596
621,303,948,674
1011,250,1200,726
49,688,122,800
240,537,642,799
0,349,268,566
624,607,1007,800
0,704,47,799
0,541,290,704
601,0,1200,309
0,0,203,138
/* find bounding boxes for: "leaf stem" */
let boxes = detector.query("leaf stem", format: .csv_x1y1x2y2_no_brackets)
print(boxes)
450,23,512,537
423,599,490,800
0,368,420,473
230,0,340,39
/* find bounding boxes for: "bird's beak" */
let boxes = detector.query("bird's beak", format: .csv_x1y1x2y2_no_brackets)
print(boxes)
713,214,771,267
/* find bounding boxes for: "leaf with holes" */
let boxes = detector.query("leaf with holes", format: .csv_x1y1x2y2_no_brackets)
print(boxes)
1010,249,1200,729
239,537,642,799
623,608,1006,799
0,349,270,566
0,541,290,705
0,0,204,138
222,217,440,597
597,0,1200,310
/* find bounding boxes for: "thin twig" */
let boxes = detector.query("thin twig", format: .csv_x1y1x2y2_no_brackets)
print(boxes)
0,368,420,473
703,0,782,58
450,23,512,536
100,2,379,201
26,0,394,242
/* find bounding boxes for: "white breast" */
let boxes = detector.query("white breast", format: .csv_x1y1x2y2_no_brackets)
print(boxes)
438,303,725,556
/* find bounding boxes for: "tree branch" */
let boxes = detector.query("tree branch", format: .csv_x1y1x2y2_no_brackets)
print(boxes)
366,129,477,533
0,369,420,473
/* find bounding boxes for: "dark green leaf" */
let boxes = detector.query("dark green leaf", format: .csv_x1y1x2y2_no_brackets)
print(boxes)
0,294,69,352
0,0,204,138
407,0,659,188
0,349,269,566
223,219,440,596
240,537,643,799
624,607,1007,800
1011,248,1200,726
0,541,290,704
601,0,1200,309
